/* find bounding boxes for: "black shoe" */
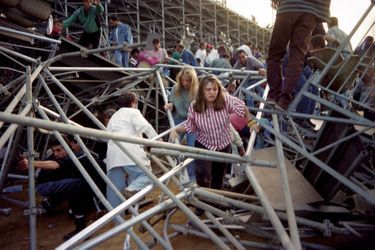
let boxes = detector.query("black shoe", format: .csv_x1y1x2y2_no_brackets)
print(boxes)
63,227,83,241
63,216,86,241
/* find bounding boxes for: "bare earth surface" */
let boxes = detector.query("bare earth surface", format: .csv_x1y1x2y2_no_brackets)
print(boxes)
0,180,221,250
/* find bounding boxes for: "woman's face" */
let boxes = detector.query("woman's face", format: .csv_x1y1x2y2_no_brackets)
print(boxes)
181,75,192,90
203,81,218,104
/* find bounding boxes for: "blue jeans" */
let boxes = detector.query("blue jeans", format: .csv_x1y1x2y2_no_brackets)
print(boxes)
114,50,129,67
106,165,152,208
294,74,318,115
36,178,91,215
174,117,196,181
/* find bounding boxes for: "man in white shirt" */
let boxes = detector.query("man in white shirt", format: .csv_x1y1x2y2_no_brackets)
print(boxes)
195,41,207,67
106,92,158,207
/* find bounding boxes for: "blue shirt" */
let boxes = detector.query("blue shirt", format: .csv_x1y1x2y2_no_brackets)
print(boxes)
181,49,198,66
109,23,133,45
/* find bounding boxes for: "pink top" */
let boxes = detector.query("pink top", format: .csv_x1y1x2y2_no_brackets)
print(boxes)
229,113,248,131
185,94,245,150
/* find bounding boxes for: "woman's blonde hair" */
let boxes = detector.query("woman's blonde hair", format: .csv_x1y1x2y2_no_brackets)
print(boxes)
175,67,199,101
194,74,225,113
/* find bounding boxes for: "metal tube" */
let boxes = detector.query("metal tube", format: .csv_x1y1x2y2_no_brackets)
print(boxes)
0,110,256,165
43,69,207,223
25,66,37,250
170,224,281,249
0,104,32,149
35,107,148,249
194,188,347,234
255,118,375,204
0,84,25,128
272,114,301,249
199,187,258,201
46,41,145,64
57,159,193,249
0,26,61,44
189,198,275,239
0,46,39,64
48,66,155,72
38,76,169,248
205,211,245,250
77,192,187,249
150,148,276,167
155,63,259,74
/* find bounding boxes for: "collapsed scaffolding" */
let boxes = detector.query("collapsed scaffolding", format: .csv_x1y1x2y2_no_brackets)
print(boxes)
0,2,375,250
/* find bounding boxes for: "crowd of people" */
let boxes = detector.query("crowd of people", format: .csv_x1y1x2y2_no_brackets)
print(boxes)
15,0,374,242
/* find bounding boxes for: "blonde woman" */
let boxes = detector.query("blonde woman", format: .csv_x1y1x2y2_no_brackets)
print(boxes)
164,67,199,180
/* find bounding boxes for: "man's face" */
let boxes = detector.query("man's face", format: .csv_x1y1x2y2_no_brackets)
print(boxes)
153,41,160,50
176,45,183,52
238,52,246,65
83,0,92,10
51,145,68,159
109,19,116,28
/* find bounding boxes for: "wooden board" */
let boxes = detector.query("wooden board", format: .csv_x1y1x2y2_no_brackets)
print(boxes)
251,147,323,210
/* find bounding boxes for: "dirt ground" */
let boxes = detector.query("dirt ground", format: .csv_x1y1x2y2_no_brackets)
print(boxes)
0,179,223,250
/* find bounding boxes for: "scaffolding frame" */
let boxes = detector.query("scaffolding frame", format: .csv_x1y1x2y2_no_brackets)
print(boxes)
0,1,374,250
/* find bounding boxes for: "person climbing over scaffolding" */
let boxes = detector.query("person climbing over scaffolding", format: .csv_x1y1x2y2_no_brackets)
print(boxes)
63,0,104,49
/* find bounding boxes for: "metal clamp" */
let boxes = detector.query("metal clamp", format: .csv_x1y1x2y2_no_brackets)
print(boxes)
80,48,88,58
23,207,43,216
322,219,333,237
22,152,40,158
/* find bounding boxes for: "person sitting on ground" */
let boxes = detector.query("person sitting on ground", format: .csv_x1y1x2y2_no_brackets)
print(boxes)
63,0,104,49
18,138,92,240
170,74,258,192
106,92,158,208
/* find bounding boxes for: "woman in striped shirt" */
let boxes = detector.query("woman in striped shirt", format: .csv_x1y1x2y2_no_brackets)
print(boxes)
171,75,257,190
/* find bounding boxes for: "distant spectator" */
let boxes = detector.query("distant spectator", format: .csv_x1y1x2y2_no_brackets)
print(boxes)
354,36,374,57
195,41,207,67
326,17,352,58
108,16,133,67
129,48,140,68
175,43,199,66
205,43,219,66
139,38,167,66
63,0,104,49
50,19,63,39
237,42,253,57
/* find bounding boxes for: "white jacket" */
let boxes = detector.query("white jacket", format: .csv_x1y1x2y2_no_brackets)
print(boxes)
106,108,158,171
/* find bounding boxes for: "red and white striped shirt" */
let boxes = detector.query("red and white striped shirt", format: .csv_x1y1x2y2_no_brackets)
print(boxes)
185,94,246,150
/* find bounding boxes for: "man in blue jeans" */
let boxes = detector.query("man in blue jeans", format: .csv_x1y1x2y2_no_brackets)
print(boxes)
266,0,331,110
109,16,133,67
19,139,92,240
